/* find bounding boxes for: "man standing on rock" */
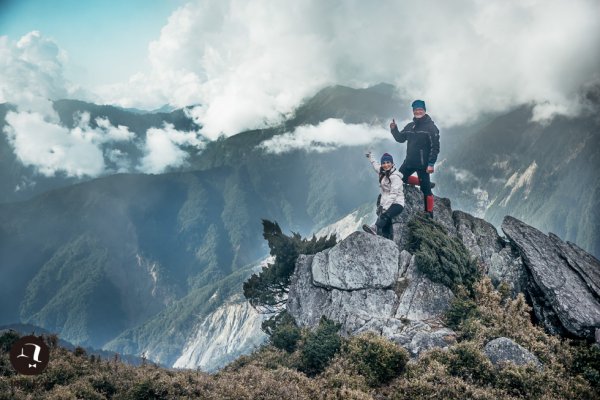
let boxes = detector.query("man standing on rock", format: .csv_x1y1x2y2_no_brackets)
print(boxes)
390,100,440,218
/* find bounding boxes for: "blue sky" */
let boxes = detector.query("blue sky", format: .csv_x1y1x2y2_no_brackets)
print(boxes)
0,0,185,86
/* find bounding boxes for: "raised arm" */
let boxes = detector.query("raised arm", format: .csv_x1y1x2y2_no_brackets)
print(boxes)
366,151,380,173
391,119,411,143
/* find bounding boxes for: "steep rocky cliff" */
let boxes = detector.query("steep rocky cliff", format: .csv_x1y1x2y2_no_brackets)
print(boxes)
287,185,600,357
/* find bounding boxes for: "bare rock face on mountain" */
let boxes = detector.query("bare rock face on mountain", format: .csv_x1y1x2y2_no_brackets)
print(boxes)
502,216,600,341
287,231,456,355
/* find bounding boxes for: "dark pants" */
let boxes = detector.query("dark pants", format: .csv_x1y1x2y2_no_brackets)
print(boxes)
398,163,432,196
375,203,404,240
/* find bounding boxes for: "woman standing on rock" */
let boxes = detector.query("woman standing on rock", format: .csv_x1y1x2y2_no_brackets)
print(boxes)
363,151,405,240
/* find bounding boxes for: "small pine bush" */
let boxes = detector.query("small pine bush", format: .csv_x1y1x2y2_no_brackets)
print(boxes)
127,379,167,400
0,331,19,353
571,342,600,390
299,317,342,376
244,220,336,313
73,346,87,357
342,332,409,387
445,285,479,330
262,311,302,353
407,214,479,293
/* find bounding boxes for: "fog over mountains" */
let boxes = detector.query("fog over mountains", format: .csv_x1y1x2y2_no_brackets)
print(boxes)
0,83,598,369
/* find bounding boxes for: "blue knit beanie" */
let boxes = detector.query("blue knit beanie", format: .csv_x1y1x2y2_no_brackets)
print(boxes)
380,153,393,164
411,99,426,111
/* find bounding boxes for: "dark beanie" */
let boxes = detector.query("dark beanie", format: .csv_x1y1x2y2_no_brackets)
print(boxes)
411,99,426,111
380,153,393,164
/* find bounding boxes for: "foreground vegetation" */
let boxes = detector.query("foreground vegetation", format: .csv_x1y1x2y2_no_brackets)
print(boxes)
2,275,599,399
2,217,598,399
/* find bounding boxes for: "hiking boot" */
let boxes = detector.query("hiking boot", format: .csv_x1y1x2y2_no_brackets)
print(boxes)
362,224,377,235
425,211,434,219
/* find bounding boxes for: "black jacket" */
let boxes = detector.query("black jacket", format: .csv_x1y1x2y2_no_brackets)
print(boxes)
391,114,440,168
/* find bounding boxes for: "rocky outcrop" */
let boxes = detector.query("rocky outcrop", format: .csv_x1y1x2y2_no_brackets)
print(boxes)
397,187,527,297
502,216,600,341
287,185,600,362
407,328,457,357
484,337,542,369
452,210,527,297
287,231,456,353
311,232,400,290
393,186,456,250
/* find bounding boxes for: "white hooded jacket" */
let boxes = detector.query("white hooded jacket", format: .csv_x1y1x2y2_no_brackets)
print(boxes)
368,153,405,211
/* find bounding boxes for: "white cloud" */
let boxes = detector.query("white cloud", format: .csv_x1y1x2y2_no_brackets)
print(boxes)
447,166,477,184
3,111,105,177
3,110,135,178
97,0,599,137
258,118,390,154
3,2,599,145
0,31,90,116
0,31,206,177
105,149,131,173
138,123,205,174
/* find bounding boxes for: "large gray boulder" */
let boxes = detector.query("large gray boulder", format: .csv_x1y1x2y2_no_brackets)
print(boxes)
395,256,455,321
502,216,600,340
407,328,457,357
484,337,542,369
287,231,456,353
453,210,527,297
311,232,399,290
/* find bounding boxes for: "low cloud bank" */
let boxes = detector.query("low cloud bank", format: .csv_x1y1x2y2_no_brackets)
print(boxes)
258,118,392,154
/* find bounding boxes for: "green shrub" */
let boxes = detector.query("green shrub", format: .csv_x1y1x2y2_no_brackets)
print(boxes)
446,342,496,385
127,379,167,400
243,220,336,313
571,342,600,390
342,332,409,386
74,346,87,357
299,317,342,376
43,357,79,390
445,285,480,330
90,374,117,398
407,214,479,293
262,311,302,353
0,331,20,353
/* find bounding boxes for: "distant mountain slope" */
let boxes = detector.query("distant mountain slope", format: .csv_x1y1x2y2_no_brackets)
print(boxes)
436,97,600,258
